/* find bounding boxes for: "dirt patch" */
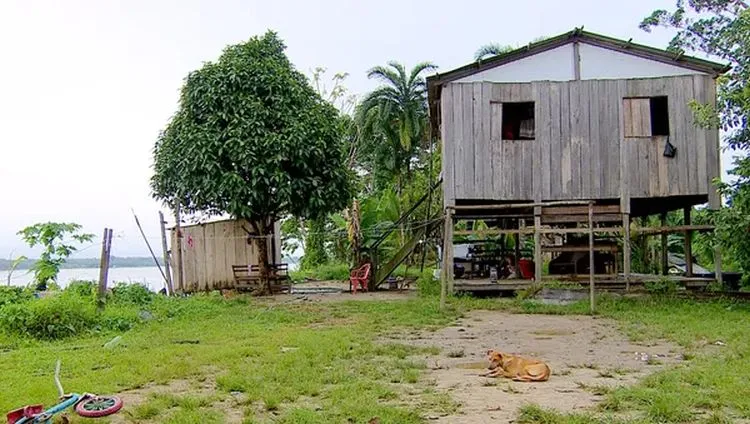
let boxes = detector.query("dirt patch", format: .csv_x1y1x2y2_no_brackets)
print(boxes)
109,375,244,423
386,310,684,423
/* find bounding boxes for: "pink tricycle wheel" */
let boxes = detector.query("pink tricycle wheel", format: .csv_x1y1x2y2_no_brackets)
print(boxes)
75,396,123,417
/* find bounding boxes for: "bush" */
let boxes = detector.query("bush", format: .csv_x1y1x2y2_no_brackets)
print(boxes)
416,270,440,297
65,280,96,299
109,283,154,306
290,262,351,282
0,293,98,340
645,278,679,295
0,287,33,308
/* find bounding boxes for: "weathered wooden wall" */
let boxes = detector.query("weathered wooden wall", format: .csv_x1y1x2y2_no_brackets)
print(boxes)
170,219,281,293
441,74,720,206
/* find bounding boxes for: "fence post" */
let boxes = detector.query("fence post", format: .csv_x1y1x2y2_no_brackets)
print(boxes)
97,228,113,310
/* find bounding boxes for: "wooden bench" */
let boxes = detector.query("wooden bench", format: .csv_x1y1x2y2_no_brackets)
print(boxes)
231,263,292,294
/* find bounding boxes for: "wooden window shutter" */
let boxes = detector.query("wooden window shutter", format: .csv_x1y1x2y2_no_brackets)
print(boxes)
623,98,652,138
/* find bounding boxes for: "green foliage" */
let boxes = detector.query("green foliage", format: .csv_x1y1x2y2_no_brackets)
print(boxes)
0,286,33,308
474,43,515,61
151,31,352,236
356,61,435,192
16,222,94,291
416,270,440,297
65,280,96,299
290,262,351,282
301,216,328,269
109,282,154,306
0,293,98,340
644,278,679,295
641,2,750,283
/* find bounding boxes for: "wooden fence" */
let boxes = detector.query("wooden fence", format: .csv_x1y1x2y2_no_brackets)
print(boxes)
170,219,281,293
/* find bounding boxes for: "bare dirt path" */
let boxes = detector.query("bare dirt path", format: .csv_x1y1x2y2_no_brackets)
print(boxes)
385,310,685,423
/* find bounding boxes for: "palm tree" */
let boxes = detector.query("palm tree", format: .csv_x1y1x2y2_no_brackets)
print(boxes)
356,61,437,191
474,36,551,61
474,43,515,61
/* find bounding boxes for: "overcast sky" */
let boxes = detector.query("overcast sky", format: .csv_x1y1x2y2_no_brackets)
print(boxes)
0,0,734,259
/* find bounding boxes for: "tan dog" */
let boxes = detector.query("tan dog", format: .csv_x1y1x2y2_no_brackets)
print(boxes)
479,349,551,382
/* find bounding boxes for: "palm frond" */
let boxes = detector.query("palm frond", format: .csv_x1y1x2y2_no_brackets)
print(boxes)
408,62,438,86
474,43,515,61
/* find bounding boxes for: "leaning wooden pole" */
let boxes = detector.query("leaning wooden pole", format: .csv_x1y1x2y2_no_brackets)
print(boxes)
588,202,595,314
132,209,169,291
159,211,174,295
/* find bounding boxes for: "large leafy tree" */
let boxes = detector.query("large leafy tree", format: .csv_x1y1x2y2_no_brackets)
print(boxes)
641,1,750,280
356,61,436,192
151,31,352,288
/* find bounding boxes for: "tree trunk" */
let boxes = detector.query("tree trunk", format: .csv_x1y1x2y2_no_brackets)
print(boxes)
251,219,272,295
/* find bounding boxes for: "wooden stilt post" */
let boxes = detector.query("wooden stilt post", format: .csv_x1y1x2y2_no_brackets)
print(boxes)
446,208,455,295
159,211,174,295
514,219,521,271
660,212,668,275
534,208,542,283
683,207,693,277
623,213,631,291
440,208,454,310
174,199,184,292
588,202,595,314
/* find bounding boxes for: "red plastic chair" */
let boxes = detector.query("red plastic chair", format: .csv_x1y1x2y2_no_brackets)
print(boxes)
349,263,371,294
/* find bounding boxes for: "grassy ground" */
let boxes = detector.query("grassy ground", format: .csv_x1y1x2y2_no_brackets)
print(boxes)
2,288,750,423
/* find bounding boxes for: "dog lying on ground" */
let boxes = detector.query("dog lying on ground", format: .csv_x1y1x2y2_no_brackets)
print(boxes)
479,349,551,382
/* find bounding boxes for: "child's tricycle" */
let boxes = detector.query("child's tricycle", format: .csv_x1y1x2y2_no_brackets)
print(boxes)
6,360,123,423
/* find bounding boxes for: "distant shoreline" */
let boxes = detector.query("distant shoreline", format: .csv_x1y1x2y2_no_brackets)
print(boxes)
0,257,162,271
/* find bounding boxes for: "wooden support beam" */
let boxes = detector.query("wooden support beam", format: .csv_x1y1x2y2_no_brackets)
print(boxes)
623,213,631,291
514,219,521,267
634,224,714,235
542,245,618,253
534,209,542,283
684,207,693,277
660,213,668,275
454,200,595,211
588,202,595,314
541,214,622,224
542,204,620,215
441,208,455,309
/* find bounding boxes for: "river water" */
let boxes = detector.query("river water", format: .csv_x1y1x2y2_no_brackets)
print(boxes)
1,267,167,292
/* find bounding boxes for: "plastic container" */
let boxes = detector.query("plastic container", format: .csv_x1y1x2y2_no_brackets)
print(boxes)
518,259,535,280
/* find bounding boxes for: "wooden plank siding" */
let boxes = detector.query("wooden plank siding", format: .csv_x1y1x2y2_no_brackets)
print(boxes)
441,74,718,206
170,219,281,293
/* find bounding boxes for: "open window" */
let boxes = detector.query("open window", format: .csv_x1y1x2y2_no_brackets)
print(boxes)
624,96,670,137
499,102,535,140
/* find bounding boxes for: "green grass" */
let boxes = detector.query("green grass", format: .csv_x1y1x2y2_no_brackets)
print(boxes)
3,286,750,423
290,261,424,282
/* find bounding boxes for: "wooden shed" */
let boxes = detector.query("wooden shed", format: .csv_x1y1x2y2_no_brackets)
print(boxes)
170,218,282,293
427,28,730,292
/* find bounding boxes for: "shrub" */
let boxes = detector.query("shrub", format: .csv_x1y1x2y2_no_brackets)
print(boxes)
65,280,96,299
0,293,98,340
109,283,154,306
416,270,440,297
0,286,33,308
645,278,679,295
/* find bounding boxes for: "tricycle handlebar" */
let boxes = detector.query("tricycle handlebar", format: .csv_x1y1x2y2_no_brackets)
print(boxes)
54,359,64,397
